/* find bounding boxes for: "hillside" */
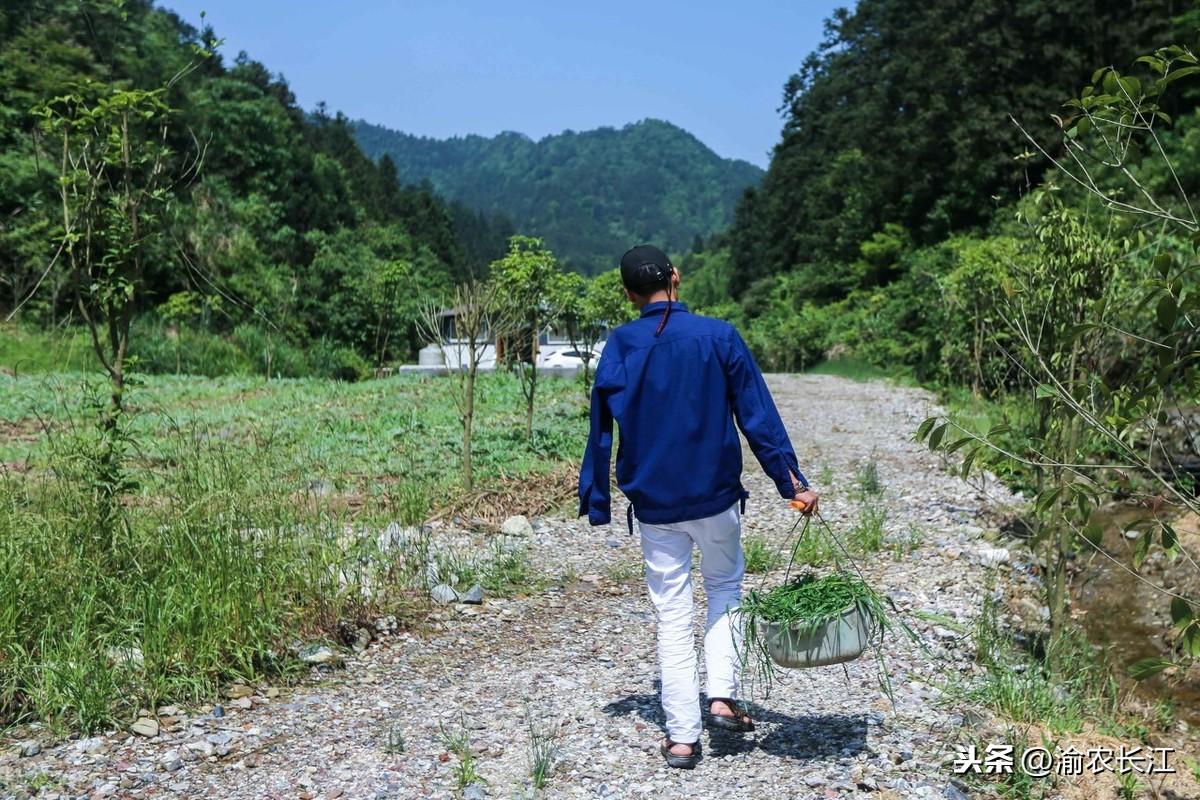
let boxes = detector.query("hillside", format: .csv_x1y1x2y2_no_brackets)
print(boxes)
352,118,763,271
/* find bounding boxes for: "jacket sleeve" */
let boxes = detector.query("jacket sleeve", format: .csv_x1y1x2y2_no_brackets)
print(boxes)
578,353,618,525
722,327,808,498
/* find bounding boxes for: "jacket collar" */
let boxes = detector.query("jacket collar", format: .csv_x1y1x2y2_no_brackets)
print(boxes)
639,300,689,318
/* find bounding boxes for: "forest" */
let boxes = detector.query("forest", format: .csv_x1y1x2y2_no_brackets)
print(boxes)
0,0,511,378
351,118,762,271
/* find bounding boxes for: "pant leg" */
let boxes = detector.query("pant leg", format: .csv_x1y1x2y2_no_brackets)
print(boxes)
639,521,701,743
691,503,745,700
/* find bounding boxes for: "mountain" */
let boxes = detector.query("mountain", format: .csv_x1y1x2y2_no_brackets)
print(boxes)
351,118,763,272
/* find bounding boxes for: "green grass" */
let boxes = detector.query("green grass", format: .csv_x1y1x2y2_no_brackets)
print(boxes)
805,358,905,383
0,324,99,375
0,371,587,506
0,370,586,734
851,500,887,553
432,541,543,597
524,702,560,791
740,570,881,627
743,536,779,574
963,595,1119,735
439,714,484,790
737,569,906,696
0,321,371,380
788,525,835,566
890,524,925,558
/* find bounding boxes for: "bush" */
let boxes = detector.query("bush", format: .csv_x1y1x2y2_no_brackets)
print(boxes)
305,338,371,381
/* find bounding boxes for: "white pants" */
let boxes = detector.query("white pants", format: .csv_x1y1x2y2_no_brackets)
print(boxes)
638,502,744,743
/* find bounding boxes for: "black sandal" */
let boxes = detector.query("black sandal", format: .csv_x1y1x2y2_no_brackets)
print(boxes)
706,697,755,732
660,738,701,769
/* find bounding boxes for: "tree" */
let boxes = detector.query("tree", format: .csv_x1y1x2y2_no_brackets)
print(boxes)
728,0,1184,297
33,76,203,516
491,235,567,438
919,50,1200,675
417,281,499,490
157,289,215,374
554,268,636,392
359,258,420,368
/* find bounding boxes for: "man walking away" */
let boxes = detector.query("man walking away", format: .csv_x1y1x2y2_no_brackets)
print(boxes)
579,244,819,769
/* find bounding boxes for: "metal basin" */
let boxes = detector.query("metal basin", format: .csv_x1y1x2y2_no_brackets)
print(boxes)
762,602,872,668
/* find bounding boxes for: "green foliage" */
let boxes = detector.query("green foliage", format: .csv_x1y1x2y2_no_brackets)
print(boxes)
727,0,1183,288
524,702,561,791
0,0,472,368
0,369,585,732
965,595,1120,735
0,421,367,732
352,119,762,272
491,236,568,437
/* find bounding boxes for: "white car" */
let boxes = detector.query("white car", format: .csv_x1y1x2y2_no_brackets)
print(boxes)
540,348,600,369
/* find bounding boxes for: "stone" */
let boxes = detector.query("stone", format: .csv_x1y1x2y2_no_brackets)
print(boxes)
297,644,341,665
131,718,160,737
76,737,106,754
206,732,233,746
463,783,487,800
430,583,459,604
943,786,970,800
458,584,484,604
185,740,215,759
307,479,335,497
377,521,406,552
105,645,144,669
605,537,622,548
212,704,225,718
159,751,183,772
500,515,533,537
373,615,397,634
231,696,253,710
350,627,372,652
226,683,254,698
975,546,1010,567
17,740,40,757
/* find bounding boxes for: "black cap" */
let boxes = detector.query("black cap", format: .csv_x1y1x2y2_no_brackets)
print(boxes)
620,244,673,291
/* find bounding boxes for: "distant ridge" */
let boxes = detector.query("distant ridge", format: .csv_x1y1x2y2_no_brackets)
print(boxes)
351,118,762,271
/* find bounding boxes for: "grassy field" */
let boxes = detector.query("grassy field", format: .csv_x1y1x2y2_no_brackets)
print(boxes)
0,371,588,508
0,369,588,733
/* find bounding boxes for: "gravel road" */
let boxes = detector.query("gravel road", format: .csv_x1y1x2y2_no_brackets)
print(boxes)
2,375,1027,800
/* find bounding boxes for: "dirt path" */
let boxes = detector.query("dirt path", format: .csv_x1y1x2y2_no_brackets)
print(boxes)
4,375,1018,800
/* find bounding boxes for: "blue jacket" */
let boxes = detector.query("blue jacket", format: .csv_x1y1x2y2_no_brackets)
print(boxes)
579,301,807,528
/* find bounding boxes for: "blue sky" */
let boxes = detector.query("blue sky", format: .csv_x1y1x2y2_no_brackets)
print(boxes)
162,1,849,167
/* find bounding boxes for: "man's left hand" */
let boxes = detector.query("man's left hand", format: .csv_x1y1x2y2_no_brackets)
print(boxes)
792,488,819,515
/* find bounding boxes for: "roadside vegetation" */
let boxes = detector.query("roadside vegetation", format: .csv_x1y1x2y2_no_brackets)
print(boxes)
0,371,585,733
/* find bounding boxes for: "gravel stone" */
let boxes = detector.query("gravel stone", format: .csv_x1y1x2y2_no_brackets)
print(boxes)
500,515,533,537
430,583,458,604
130,718,159,737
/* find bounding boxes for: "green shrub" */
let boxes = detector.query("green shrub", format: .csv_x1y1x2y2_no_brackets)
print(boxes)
306,338,371,381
